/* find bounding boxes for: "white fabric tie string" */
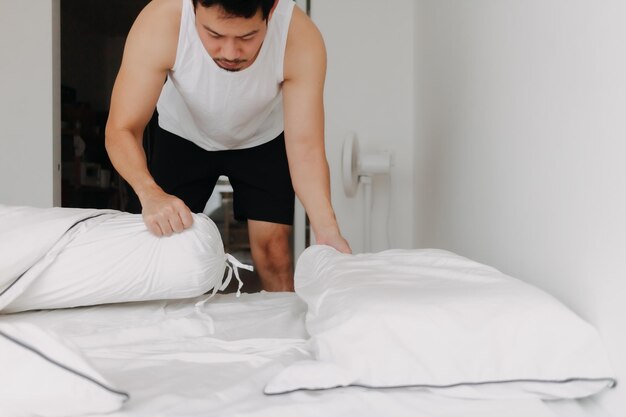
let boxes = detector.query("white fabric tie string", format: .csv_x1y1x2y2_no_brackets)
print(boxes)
222,253,254,296
194,253,254,331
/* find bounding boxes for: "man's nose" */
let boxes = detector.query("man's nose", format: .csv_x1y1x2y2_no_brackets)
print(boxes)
221,39,239,61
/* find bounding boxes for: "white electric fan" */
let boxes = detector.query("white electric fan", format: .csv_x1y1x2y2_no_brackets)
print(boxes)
341,132,392,252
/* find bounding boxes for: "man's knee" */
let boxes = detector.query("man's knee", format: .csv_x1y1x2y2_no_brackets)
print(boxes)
251,233,291,270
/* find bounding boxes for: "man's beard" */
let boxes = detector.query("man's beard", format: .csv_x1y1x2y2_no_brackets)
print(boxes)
214,59,246,72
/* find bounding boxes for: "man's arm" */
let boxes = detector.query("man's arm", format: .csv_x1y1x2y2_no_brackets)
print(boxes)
282,7,351,253
105,0,193,236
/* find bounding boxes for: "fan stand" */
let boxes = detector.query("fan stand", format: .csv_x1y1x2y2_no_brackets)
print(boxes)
360,175,374,252
342,132,392,252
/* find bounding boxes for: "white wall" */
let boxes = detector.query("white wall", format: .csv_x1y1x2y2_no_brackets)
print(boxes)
0,1,61,207
414,1,626,414
312,0,416,253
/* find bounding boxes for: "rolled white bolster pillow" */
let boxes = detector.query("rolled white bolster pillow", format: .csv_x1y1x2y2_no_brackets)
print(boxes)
3,211,227,313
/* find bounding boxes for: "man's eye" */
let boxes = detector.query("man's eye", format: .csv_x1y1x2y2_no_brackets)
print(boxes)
209,32,222,39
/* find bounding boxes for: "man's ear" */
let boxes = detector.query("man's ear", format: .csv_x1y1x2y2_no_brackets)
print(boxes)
267,0,279,21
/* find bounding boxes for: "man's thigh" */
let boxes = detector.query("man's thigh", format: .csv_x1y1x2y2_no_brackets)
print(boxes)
127,126,220,213
225,132,295,225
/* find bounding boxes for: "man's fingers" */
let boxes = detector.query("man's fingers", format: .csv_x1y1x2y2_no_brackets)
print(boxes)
157,215,174,236
141,194,194,236
333,240,352,254
170,214,185,233
169,199,193,231
340,241,352,254
180,207,194,229
318,235,352,254
146,218,164,237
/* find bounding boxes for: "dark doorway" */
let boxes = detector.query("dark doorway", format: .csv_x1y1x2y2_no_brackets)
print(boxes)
60,0,150,210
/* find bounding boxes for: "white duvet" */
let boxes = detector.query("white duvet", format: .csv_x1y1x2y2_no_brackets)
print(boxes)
2,292,562,417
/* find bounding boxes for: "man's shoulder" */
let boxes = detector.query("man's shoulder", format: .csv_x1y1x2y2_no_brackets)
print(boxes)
139,0,182,29
125,0,182,70
284,6,325,81
286,6,324,48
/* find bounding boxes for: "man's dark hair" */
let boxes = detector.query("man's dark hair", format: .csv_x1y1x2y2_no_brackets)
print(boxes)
192,0,275,20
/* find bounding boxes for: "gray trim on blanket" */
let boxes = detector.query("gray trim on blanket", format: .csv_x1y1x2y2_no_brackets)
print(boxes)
0,330,130,400
264,377,618,396
0,213,109,298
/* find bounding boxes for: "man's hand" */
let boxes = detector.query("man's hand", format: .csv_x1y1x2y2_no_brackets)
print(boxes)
138,188,194,237
315,226,352,254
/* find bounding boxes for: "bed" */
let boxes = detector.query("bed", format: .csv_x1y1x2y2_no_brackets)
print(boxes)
0,206,616,416
0,291,599,417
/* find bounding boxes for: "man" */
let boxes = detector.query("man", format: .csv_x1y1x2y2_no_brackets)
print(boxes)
105,0,351,292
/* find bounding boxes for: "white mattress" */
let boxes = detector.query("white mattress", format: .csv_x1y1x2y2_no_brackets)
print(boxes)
3,292,585,417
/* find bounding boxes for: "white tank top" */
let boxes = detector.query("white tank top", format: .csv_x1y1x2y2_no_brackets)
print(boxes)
156,0,294,150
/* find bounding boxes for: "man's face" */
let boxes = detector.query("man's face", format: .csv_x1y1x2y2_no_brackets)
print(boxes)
195,6,268,72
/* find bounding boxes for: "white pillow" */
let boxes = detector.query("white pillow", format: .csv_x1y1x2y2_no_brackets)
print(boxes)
0,205,227,313
0,321,128,416
265,246,617,399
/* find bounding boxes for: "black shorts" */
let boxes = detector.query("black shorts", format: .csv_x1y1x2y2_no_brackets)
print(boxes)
127,126,295,225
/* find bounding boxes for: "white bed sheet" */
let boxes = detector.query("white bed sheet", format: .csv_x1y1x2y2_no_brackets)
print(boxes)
2,292,573,417
545,398,613,417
